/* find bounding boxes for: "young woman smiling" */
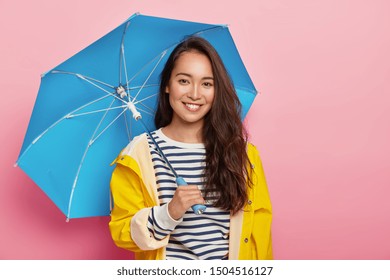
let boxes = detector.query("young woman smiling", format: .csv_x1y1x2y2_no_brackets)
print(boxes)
109,36,273,260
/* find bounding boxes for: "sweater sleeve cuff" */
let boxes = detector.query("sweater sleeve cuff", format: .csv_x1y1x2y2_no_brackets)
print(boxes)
152,203,183,231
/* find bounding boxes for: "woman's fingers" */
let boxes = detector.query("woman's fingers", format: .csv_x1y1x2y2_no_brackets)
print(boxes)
168,185,204,220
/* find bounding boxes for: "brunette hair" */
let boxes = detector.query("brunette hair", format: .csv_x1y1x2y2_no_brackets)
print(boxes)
155,36,251,214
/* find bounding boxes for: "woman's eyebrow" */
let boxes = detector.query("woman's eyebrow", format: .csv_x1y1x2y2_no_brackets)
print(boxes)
176,72,214,80
175,72,191,77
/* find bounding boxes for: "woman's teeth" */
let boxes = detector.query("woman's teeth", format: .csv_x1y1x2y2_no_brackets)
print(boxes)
185,103,200,110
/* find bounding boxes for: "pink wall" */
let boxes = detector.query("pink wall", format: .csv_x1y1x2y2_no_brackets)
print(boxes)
1,0,389,259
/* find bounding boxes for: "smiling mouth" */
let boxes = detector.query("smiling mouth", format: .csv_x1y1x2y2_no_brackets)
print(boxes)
184,103,201,111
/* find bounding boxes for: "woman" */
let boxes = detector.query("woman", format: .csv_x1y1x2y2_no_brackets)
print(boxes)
109,36,272,260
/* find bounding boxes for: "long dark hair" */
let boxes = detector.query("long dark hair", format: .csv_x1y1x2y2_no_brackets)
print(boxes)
155,36,251,214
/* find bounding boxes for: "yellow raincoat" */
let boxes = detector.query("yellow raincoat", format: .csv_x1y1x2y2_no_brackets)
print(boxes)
109,134,273,260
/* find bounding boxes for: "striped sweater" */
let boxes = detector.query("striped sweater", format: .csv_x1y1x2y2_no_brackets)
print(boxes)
146,129,230,260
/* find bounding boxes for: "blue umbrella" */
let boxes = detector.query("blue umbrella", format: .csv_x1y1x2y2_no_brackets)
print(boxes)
16,13,258,219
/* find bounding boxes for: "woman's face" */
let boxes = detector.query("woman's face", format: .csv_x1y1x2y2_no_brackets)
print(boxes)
165,51,215,128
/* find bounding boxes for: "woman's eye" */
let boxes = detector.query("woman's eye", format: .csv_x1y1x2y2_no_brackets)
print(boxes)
203,82,213,87
178,79,189,84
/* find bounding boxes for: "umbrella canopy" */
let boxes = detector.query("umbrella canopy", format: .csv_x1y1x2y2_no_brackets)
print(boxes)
16,13,258,219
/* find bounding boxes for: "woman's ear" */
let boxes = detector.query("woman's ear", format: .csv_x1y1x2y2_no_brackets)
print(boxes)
165,85,170,94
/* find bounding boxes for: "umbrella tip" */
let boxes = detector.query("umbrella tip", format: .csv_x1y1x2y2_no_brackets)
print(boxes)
13,162,18,167
40,69,51,78
128,12,141,21
66,217,70,223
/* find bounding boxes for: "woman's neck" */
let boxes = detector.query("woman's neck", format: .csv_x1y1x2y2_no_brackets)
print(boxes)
162,122,204,143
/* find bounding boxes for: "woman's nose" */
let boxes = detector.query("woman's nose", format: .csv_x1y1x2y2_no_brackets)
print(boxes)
187,85,201,100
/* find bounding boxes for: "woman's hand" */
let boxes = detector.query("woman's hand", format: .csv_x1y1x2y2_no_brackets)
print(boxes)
168,185,205,220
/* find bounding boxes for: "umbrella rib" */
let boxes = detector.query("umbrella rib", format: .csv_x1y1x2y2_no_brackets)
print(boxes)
90,107,129,145
235,85,258,95
68,105,127,118
133,92,158,105
51,70,126,104
89,98,117,144
66,93,113,117
123,52,166,90
123,108,132,143
136,107,154,117
122,47,131,102
51,70,115,90
119,21,131,88
133,93,158,115
129,83,159,90
121,42,131,103
132,50,167,103
191,25,227,37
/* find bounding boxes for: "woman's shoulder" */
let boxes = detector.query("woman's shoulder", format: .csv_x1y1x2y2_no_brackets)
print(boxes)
246,142,266,169
120,133,149,157
246,142,260,157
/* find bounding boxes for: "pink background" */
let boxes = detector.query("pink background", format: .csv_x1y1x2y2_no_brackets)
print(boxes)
1,0,389,259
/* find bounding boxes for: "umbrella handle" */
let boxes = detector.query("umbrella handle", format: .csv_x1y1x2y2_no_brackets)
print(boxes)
176,177,207,215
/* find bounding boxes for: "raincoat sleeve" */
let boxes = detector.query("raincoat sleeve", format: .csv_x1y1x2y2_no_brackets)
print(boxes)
147,205,182,240
252,144,273,259
240,143,273,260
109,153,169,252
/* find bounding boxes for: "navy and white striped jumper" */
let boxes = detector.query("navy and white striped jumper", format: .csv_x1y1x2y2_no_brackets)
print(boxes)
146,129,230,260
